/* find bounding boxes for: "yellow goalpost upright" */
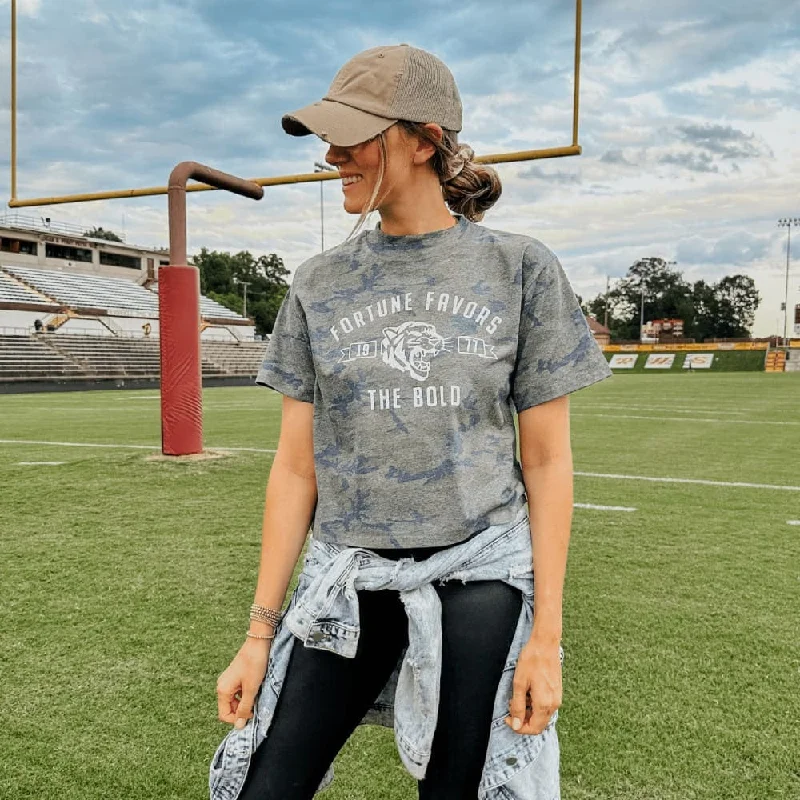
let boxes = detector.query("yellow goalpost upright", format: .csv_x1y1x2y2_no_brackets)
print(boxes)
5,0,584,456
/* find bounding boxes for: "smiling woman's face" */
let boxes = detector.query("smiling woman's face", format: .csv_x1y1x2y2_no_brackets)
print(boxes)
323,124,416,216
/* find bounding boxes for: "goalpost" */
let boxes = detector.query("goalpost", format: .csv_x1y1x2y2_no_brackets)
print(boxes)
6,0,585,456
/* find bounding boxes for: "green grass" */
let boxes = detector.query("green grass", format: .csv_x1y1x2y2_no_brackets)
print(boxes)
1,375,799,800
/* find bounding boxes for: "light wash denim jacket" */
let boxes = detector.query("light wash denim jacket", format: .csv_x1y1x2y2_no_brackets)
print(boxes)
209,504,561,799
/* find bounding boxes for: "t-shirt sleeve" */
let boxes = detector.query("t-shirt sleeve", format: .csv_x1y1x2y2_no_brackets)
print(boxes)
511,241,612,413
255,282,316,403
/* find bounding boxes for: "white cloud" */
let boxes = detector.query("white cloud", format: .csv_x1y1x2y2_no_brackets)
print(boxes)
0,0,797,338
0,0,41,17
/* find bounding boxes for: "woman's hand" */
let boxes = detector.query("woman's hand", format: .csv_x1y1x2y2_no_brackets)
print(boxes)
217,637,272,730
505,636,562,735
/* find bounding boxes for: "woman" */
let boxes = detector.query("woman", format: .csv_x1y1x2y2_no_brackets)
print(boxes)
214,44,612,799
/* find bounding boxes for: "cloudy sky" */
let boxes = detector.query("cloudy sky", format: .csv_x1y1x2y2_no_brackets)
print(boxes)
1,0,798,336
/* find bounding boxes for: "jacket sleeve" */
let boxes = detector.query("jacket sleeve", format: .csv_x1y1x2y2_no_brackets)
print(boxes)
256,282,316,403
510,240,612,413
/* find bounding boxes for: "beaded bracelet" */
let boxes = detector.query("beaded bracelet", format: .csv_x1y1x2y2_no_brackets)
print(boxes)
249,602,283,627
245,630,276,641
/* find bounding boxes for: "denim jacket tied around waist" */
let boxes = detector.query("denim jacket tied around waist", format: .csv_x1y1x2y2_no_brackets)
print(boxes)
209,503,561,800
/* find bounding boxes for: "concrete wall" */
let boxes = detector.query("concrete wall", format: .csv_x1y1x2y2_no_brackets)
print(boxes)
0,309,43,332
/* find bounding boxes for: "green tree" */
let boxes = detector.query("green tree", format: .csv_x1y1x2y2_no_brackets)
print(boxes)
587,258,760,341
191,248,291,336
586,294,622,334
707,275,759,339
249,293,287,336
691,280,718,342
207,291,243,315
84,226,123,242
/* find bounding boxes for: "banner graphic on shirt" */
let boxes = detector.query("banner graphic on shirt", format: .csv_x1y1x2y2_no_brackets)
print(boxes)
339,340,378,361
339,323,498,379
457,335,497,359
339,332,497,370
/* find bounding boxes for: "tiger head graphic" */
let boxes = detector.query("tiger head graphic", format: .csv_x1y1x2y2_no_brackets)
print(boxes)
380,321,452,381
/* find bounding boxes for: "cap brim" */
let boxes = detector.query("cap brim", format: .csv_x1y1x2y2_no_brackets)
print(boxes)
282,99,397,147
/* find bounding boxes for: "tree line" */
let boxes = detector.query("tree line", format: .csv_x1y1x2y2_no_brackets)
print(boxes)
188,248,759,342
583,257,760,341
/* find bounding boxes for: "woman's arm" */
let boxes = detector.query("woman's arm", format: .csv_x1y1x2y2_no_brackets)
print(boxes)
506,394,572,734
248,395,318,637
518,393,573,644
217,395,317,729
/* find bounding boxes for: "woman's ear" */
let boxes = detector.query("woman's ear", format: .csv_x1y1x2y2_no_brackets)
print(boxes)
422,123,444,143
411,124,441,166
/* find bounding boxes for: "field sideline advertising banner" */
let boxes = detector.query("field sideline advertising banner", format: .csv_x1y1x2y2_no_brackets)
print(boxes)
609,354,638,369
645,353,676,369
683,354,714,369
604,342,769,352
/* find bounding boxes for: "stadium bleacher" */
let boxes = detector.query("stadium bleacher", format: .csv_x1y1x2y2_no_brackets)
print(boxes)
148,282,245,321
0,270,57,306
0,332,267,383
3,265,244,320
0,264,269,386
199,340,268,375
45,334,232,378
0,334,86,380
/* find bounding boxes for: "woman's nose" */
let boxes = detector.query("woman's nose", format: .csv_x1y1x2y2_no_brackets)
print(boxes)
325,146,347,167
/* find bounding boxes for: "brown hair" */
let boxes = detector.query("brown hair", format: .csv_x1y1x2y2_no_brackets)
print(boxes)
345,121,502,241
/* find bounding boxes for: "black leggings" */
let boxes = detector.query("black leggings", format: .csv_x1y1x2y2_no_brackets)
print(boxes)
238,542,523,800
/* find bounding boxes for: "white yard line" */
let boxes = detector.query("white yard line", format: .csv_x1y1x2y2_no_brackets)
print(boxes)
4,407,160,413
1,439,155,449
0,439,276,454
572,412,799,426
787,520,800,526
575,471,800,492
112,395,161,401
587,403,749,416
0,439,797,491
2,404,274,413
17,461,66,466
574,503,637,511
223,446,278,453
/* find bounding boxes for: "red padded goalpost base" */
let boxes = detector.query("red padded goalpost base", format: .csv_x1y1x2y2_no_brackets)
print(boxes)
158,265,203,456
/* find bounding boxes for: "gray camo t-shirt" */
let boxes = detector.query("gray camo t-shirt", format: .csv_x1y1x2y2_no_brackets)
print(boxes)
256,213,612,548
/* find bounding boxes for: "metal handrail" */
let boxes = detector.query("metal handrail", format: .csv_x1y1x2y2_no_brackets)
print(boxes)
0,212,127,241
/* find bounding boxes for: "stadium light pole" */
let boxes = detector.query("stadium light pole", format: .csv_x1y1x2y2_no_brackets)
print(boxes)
604,275,623,330
639,279,646,342
314,162,336,252
240,280,250,319
778,218,799,346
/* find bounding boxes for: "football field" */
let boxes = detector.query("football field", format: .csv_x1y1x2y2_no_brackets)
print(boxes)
1,374,798,799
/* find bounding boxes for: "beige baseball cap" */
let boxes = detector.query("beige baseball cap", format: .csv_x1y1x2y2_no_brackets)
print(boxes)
282,44,463,147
